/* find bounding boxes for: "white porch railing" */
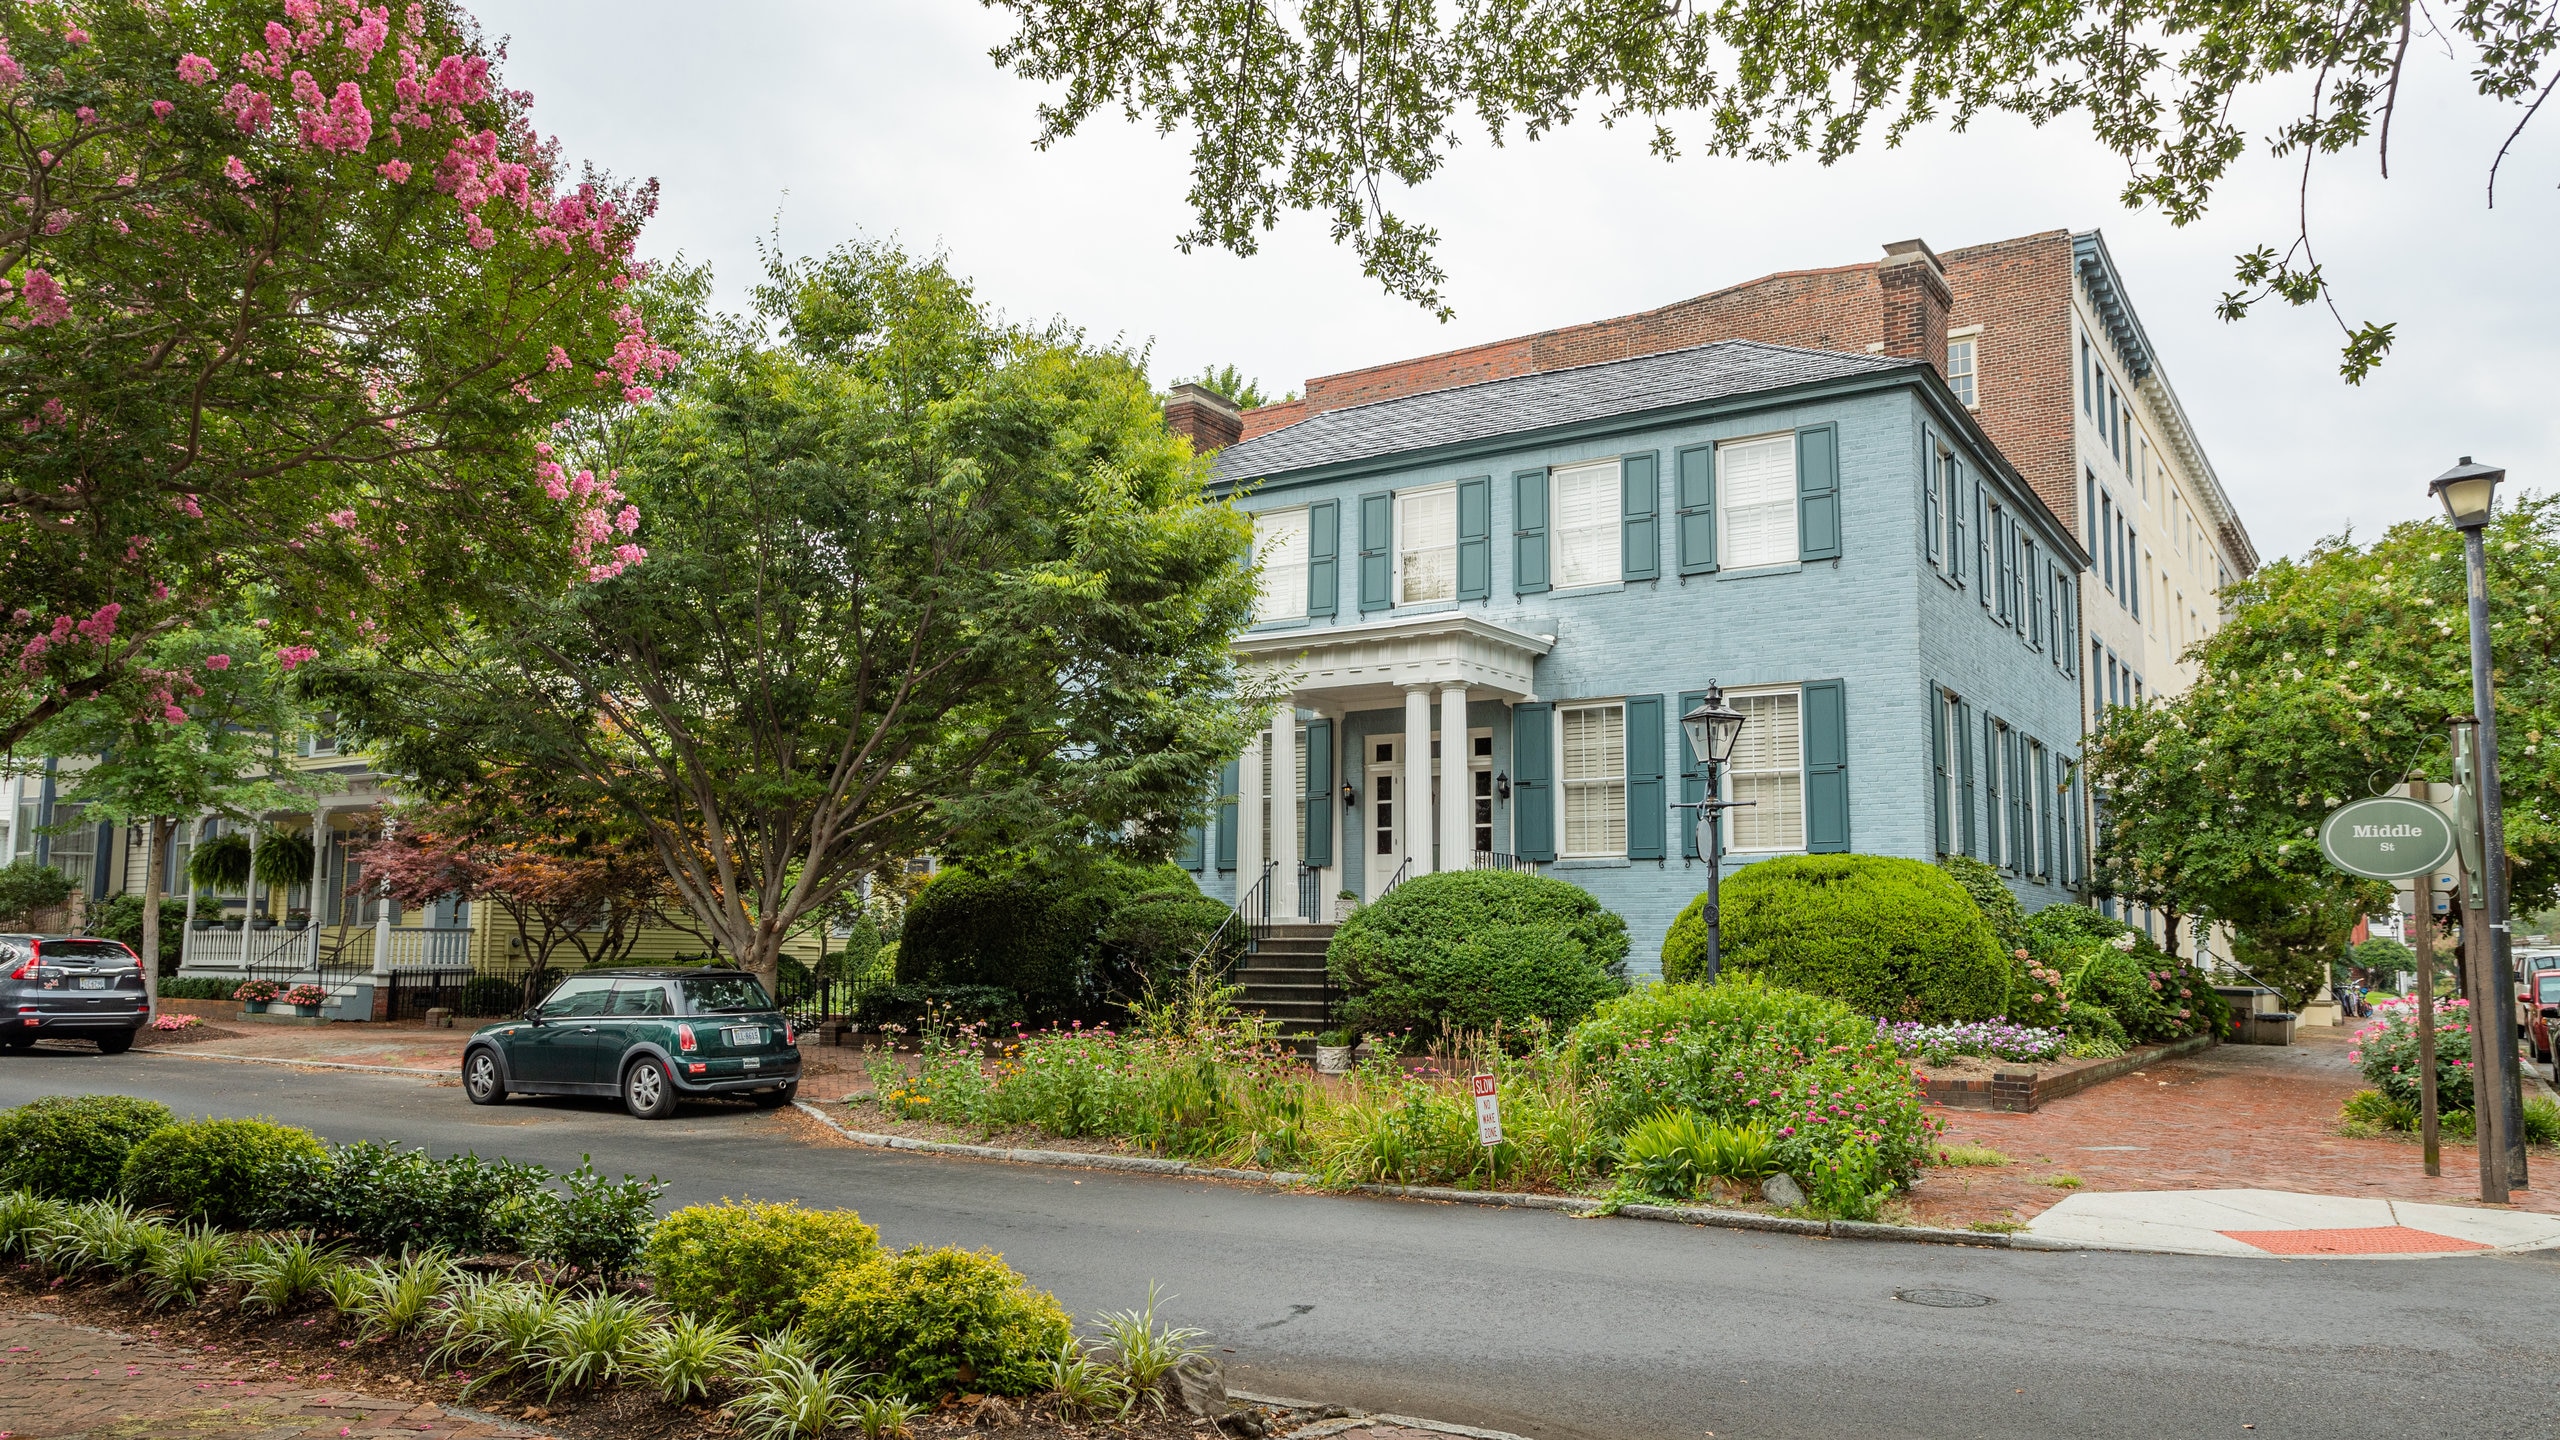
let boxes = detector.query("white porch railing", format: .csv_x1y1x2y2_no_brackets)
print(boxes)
179,924,316,973
179,923,470,974
385,926,472,970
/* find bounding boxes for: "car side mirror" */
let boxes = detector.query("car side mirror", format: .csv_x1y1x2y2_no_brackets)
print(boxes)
525,1009,547,1025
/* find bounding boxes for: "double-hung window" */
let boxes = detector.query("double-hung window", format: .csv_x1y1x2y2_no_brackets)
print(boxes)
1253,508,1310,623
1560,704,1627,857
1552,459,1621,590
1725,689,1805,853
1718,435,1796,569
1947,335,1979,408
1944,452,1967,584
1396,487,1457,604
2022,538,2043,649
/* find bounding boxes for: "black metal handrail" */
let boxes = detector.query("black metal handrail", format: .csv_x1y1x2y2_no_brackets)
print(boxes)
1297,864,1321,922
1192,862,1275,977
1379,857,1412,899
1471,850,1538,872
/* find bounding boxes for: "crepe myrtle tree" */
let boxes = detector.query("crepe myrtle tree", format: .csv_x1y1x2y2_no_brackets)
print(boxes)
0,0,677,754
21,621,310,1014
987,0,2560,379
313,241,1266,994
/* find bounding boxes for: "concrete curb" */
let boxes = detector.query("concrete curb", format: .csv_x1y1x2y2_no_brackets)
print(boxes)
791,1101,2038,1252
1230,1389,1536,1440
142,1050,458,1079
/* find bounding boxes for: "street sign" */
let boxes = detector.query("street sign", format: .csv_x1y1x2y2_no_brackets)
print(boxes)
2319,796,2459,881
1471,1073,1503,1147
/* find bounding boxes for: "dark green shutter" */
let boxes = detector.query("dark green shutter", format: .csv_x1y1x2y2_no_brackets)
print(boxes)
1307,499,1339,617
2008,730,2028,874
1921,433,1942,569
1974,484,1991,610
1674,444,1718,576
1678,689,1709,860
1797,425,1841,562
1358,492,1392,612
1214,758,1240,870
1457,476,1492,600
1929,685,1950,856
1621,451,1659,581
1949,460,1967,585
2064,759,2084,886
2035,742,2053,880
1803,679,1848,853
1512,469,1549,594
1177,810,1205,870
1625,694,1665,860
1956,700,1977,857
1980,715,2001,869
1303,718,1334,867
1511,702,1554,862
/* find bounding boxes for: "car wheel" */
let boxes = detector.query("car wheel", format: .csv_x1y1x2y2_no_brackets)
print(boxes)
463,1048,508,1105
96,1031,134,1055
622,1056,677,1120
750,1082,798,1109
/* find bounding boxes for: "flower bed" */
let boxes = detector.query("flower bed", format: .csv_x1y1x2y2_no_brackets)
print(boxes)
1881,1019,2067,1065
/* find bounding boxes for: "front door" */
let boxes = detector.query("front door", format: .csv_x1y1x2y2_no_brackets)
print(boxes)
1365,738,1401,898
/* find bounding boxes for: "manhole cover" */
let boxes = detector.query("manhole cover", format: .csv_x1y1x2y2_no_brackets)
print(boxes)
1895,1288,1994,1308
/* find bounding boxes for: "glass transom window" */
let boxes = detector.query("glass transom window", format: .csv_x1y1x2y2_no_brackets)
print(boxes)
1552,459,1621,590
1397,488,1457,604
1725,690,1804,852
1561,703,1627,857
1718,436,1796,570
1253,507,1309,623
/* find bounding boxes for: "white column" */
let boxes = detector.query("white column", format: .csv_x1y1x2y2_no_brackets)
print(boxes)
305,807,327,969
244,822,260,925
1236,727,1264,899
1268,706,1299,920
178,814,200,970
369,812,394,980
1403,687,1434,876
1440,685,1470,871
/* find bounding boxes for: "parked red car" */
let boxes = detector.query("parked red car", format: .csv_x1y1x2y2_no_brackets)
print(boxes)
2529,971,2560,1070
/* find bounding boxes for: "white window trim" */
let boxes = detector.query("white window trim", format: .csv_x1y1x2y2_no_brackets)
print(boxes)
1395,484,1459,606
1252,506,1311,625
1551,457,1622,592
1946,332,1980,409
1557,700,1628,860
1716,432,1799,572
1720,684,1807,855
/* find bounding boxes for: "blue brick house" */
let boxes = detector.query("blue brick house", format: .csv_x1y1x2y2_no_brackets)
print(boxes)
1178,340,2090,972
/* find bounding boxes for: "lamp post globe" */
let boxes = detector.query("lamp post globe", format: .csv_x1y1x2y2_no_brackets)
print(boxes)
2428,456,2502,530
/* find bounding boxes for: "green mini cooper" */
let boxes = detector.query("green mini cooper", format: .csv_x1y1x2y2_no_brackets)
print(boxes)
461,967,801,1119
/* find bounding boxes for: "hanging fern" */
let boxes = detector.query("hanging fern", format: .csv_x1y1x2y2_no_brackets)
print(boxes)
252,832,316,888
188,833,253,890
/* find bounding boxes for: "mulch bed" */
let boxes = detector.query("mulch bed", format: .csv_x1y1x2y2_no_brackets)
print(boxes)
3,1272,1318,1440
133,1021,248,1048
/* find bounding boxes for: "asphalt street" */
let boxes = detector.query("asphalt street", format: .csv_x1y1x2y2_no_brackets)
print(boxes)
4,1047,2554,1440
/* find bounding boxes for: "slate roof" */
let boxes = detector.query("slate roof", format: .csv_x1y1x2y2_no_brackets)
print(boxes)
1213,340,1925,481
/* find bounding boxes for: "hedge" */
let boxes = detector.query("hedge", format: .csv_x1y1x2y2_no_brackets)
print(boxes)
1663,854,2006,1023
1327,869,1629,1038
120,1117,327,1227
896,856,1217,1019
0,1095,174,1200
643,1199,880,1335
800,1246,1072,1397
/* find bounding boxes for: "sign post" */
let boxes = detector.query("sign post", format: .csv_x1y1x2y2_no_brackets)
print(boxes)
2319,793,2460,1179
1471,1073,1503,1147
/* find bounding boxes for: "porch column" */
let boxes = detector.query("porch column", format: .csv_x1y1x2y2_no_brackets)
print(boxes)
1268,704,1299,920
1439,684,1470,871
245,823,260,925
179,814,201,968
1236,727,1264,898
1403,687,1433,876
369,813,394,981
306,807,328,969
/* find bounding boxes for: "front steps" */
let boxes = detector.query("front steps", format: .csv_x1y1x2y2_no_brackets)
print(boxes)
1235,922,1336,1042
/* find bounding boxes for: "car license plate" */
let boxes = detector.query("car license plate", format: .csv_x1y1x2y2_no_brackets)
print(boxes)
743,1057,760,1070
726,1026,763,1047
76,976,105,991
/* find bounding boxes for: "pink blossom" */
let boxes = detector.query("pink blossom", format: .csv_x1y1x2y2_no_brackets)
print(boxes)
615,505,640,535
76,106,96,124
275,644,318,672
76,603,121,643
19,269,68,325
326,508,357,529
224,155,258,188
345,7,391,65
176,493,203,519
40,397,63,424
204,654,232,671
221,84,276,134
153,99,175,118
63,25,89,45
546,345,569,371
0,42,21,89
164,705,188,723
178,53,220,85
377,158,410,182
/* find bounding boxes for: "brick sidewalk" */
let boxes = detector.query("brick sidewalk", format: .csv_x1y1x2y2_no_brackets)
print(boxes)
1904,1024,2558,1228
0,1311,541,1440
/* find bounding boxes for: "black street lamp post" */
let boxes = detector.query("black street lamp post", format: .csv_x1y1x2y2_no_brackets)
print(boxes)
2429,456,2527,1200
1679,685,1750,982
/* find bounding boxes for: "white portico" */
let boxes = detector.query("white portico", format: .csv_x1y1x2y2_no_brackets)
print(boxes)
1230,613,1552,920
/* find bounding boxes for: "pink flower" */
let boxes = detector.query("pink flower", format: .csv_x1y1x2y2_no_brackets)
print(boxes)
177,53,219,85
378,158,411,183
153,99,175,118
275,644,318,671
224,155,257,188
19,269,68,325
63,25,89,45
204,654,232,671
164,705,188,723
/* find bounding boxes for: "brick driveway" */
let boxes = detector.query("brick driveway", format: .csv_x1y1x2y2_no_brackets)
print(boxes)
1905,1023,2558,1228
0,1312,540,1440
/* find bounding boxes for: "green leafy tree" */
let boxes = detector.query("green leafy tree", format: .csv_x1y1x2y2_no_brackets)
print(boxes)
23,622,308,1012
0,0,676,752
2345,935,2416,987
1177,364,1284,409
986,0,2543,376
316,241,1260,993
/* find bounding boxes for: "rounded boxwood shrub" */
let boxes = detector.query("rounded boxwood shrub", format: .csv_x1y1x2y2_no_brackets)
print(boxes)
1937,855,2028,958
1662,854,2006,1023
643,1199,880,1334
897,855,1202,1019
118,1117,325,1227
800,1246,1073,1397
0,1095,175,1200
1327,870,1630,1038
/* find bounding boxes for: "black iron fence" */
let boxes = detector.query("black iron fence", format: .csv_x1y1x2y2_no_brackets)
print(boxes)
380,959,551,1022
1470,850,1540,873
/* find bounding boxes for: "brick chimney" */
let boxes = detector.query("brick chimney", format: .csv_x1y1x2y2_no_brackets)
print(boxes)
1163,383,1243,454
1877,239,1952,378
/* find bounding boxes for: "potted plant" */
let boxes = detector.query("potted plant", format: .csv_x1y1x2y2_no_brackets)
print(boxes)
250,911,276,931
220,914,245,932
1314,1027,1357,1075
285,908,310,931
234,979,282,1013
281,983,329,1017
252,831,316,893
188,831,254,893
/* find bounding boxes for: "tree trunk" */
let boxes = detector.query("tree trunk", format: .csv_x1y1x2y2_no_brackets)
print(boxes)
2162,905,2184,964
142,817,171,1021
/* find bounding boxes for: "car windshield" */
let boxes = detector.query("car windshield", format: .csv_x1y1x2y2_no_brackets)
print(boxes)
2540,975,2560,1003
41,939,137,967
679,975,773,1014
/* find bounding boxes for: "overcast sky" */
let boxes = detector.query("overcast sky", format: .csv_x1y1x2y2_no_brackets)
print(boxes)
474,0,2559,566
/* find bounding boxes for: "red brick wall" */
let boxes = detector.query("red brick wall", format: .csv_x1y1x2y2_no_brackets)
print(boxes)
1942,232,2080,533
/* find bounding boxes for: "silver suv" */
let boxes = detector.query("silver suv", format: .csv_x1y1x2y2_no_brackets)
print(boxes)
0,934,150,1054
